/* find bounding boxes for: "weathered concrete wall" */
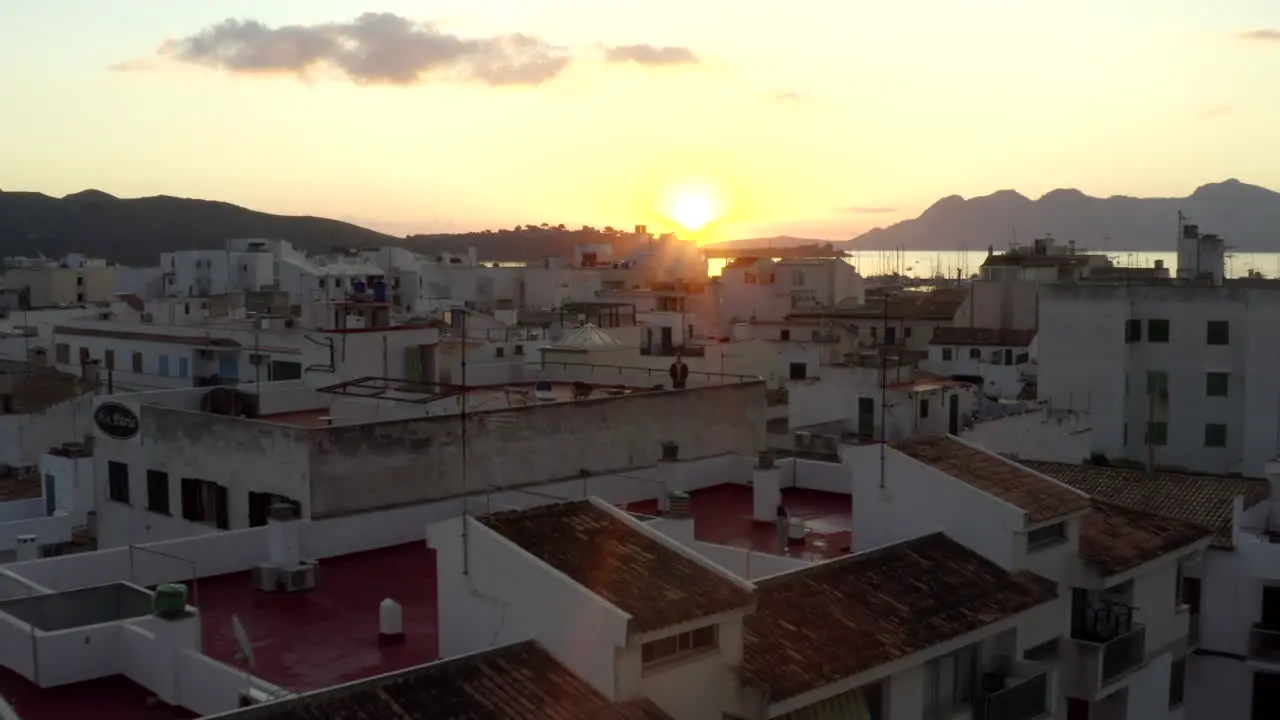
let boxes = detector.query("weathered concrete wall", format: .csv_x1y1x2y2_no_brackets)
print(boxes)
307,381,767,517
95,407,312,546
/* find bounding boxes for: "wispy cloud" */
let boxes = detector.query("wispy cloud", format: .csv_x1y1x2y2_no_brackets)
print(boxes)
1198,105,1232,120
126,13,574,86
603,44,699,66
1239,29,1280,41
839,206,897,214
771,90,804,102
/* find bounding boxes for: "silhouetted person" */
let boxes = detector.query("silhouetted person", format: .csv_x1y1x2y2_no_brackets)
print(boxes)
669,355,689,389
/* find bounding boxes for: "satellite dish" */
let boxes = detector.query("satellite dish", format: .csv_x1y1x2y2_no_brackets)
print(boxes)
232,614,255,670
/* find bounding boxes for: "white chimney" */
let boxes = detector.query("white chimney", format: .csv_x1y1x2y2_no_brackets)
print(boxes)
379,598,405,645
15,534,38,562
658,454,685,513
752,452,782,523
267,503,301,569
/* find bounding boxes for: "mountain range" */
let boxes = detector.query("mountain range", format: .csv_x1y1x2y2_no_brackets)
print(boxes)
3,180,1279,265
846,179,1280,252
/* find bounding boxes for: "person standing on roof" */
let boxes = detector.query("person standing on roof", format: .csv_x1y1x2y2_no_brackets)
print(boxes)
669,354,689,390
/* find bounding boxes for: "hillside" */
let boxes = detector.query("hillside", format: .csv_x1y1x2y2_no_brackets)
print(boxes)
848,179,1280,252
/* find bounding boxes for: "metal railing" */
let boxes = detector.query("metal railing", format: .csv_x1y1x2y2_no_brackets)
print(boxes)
976,669,1049,720
1096,625,1146,683
1249,624,1280,663
535,360,761,386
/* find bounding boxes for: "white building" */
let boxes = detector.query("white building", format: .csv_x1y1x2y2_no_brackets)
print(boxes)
790,287,970,353
1037,281,1280,478
924,326,1037,399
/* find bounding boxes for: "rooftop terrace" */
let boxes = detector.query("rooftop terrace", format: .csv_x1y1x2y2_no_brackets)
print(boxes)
0,667,197,720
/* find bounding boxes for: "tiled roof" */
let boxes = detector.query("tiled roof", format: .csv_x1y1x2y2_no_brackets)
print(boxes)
0,472,41,502
218,641,673,720
1022,461,1269,549
744,533,1057,701
479,500,753,632
929,327,1037,347
53,325,241,348
0,360,88,414
893,436,1091,523
1079,501,1213,576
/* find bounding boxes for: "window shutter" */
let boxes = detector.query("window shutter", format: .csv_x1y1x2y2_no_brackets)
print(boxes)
181,478,197,521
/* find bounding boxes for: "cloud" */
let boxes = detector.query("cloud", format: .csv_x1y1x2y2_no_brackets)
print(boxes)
604,44,699,66
839,206,897,214
150,13,572,86
1240,29,1280,41
1198,105,1232,120
109,58,162,72
771,90,803,102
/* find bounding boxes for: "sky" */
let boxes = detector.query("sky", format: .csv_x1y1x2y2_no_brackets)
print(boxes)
3,1,1280,243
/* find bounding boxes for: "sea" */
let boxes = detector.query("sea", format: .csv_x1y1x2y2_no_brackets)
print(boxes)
707,250,1280,280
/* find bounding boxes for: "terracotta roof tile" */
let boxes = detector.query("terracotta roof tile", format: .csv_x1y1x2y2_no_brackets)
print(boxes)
53,325,242,348
929,327,1037,347
744,533,1057,701
0,360,87,414
479,500,753,632
0,472,40,502
1022,461,1268,549
1079,501,1213,576
216,641,673,720
893,436,1091,523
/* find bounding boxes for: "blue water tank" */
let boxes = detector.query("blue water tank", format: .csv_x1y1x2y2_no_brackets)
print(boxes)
372,280,388,302
351,279,367,296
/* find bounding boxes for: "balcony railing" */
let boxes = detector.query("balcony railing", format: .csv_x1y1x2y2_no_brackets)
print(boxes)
974,667,1049,720
1070,604,1146,693
1249,624,1280,664
1098,626,1146,683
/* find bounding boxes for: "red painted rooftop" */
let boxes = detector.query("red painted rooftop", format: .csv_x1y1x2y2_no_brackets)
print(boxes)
0,666,196,720
619,483,851,560
181,542,439,692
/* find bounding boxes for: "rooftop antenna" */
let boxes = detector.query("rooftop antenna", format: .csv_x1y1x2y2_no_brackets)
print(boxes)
460,309,471,575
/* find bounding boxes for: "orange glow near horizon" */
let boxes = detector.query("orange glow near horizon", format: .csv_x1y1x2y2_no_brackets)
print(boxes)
659,179,726,241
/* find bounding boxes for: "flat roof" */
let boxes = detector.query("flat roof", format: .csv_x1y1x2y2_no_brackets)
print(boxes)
209,640,672,720
930,327,1037,347
479,500,753,633
0,667,196,720
177,542,438,692
618,482,851,561
1023,461,1269,549
0,472,41,502
743,533,1057,701
54,324,242,348
1079,501,1212,576
893,436,1091,523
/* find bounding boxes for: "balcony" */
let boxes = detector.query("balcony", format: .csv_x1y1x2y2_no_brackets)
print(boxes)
1067,604,1146,696
973,663,1050,720
1249,624,1280,665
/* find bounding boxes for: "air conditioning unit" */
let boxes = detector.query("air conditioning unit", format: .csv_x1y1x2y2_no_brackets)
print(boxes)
792,431,812,448
279,563,318,592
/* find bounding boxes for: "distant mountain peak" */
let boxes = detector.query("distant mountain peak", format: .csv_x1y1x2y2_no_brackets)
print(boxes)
63,189,118,202
1040,188,1088,202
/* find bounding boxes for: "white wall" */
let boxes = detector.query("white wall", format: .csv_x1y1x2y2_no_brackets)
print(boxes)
843,443,1024,568
778,457,847,494
0,393,95,466
0,499,42,524
429,515,630,699
0,513,73,556
960,409,1094,464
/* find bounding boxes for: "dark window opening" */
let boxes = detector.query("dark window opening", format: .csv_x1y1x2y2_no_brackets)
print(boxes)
1148,318,1170,342
1206,320,1230,345
788,362,807,380
146,470,169,515
1205,423,1227,448
107,461,129,504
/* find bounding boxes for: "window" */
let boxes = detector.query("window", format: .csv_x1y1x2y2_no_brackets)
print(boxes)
1206,371,1229,397
780,329,790,341
495,346,505,358
1125,319,1142,343
942,348,954,361
925,645,979,718
1147,370,1169,396
318,278,326,289
641,625,717,667
904,327,913,339
146,470,170,514
791,270,805,286
1146,421,1169,446
1023,637,1061,662
249,492,301,527
869,326,877,340
1148,318,1170,342
1205,423,1227,448
55,343,70,364
107,461,130,504
969,348,981,359
1206,320,1230,345
181,478,229,529
132,351,143,373
514,344,524,356
1169,656,1186,708
919,399,929,419
184,302,190,316
104,349,115,371
789,362,807,381
79,347,89,363
1027,522,1068,551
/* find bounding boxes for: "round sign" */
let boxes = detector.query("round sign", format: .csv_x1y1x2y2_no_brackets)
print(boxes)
94,402,140,440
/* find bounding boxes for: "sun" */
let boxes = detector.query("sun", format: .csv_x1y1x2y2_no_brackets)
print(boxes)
662,182,724,234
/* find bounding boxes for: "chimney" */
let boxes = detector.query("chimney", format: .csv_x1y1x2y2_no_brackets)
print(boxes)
81,359,102,388
658,442,683,513
15,534,38,562
752,452,782,523
379,598,405,646
267,503,301,569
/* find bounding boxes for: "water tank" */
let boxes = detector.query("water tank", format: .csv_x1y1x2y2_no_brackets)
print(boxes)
154,584,189,619
372,280,388,302
351,279,368,296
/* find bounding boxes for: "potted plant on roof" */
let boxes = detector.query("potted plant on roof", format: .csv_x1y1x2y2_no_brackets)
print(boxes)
661,440,679,460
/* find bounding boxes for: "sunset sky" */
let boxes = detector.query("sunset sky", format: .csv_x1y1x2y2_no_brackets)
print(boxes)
3,0,1280,242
